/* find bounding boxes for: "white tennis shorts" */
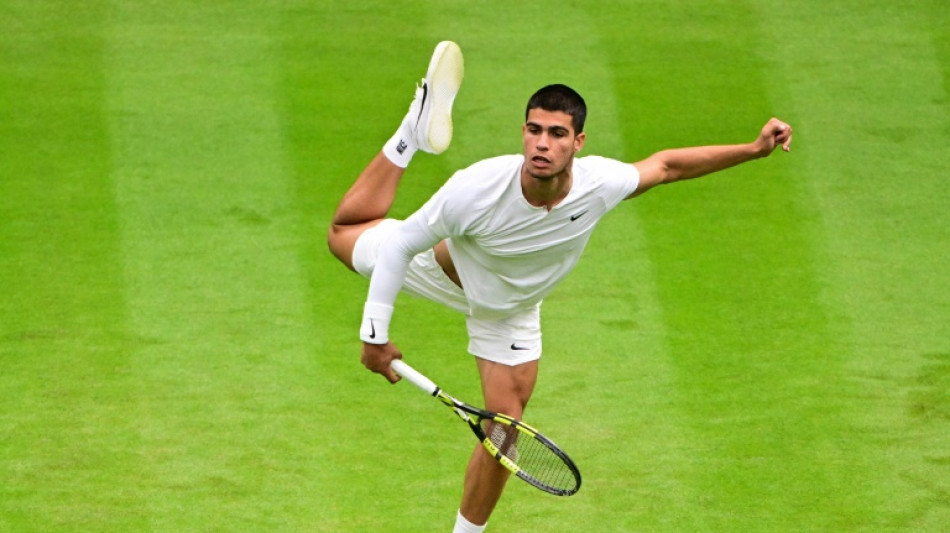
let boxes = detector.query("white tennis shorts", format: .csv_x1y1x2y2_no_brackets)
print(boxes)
351,219,542,365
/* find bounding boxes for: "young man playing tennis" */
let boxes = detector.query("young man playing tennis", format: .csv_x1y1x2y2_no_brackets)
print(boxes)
328,41,793,533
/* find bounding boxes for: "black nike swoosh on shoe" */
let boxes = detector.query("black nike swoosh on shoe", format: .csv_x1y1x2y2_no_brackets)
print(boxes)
510,343,531,350
416,82,428,124
570,210,589,221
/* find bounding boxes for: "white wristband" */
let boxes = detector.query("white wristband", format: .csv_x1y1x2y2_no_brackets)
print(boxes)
360,301,394,344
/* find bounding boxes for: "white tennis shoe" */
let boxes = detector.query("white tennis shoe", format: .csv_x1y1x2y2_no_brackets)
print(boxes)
407,41,464,154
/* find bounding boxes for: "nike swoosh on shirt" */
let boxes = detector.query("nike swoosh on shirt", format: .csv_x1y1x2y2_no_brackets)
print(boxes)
510,343,531,350
369,319,376,339
570,210,589,221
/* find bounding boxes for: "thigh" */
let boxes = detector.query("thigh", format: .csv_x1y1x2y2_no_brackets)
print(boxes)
475,357,538,419
349,219,469,313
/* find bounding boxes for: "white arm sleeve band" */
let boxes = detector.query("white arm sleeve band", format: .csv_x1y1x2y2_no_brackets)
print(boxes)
359,215,440,344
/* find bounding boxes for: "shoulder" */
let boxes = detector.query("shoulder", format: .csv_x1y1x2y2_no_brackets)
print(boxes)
417,155,522,234
441,154,523,195
574,155,639,179
455,154,524,179
571,156,640,205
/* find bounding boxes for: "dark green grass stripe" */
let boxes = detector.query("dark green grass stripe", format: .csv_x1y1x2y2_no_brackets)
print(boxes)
0,2,146,531
0,2,122,339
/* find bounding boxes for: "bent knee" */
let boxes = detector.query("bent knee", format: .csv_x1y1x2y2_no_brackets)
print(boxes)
327,219,385,272
327,223,358,271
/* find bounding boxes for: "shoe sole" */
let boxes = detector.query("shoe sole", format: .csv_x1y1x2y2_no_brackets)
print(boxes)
421,41,464,154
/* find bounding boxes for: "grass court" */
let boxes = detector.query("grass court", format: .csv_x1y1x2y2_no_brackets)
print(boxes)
1,1,948,531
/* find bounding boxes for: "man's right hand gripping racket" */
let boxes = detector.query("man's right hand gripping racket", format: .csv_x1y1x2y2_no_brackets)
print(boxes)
391,359,581,496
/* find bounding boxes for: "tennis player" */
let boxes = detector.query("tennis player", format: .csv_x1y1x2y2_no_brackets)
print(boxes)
328,41,793,533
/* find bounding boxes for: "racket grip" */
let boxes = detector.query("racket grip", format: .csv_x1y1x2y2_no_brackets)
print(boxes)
390,359,438,395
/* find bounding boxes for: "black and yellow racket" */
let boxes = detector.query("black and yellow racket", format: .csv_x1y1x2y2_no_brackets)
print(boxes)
390,359,581,496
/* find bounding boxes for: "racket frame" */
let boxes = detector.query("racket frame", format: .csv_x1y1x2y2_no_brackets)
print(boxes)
391,359,581,496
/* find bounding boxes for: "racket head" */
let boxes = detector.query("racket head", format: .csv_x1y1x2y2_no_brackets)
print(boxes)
394,360,582,496
476,412,582,496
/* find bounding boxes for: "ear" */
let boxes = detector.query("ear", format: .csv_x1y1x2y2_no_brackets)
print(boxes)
574,132,586,153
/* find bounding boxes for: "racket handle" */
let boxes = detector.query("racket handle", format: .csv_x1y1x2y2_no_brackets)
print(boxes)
390,359,438,395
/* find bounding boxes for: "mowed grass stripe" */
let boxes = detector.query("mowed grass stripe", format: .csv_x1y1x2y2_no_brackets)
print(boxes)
276,5,468,531
597,2,849,530
106,4,323,530
0,2,149,531
3,1,944,532
757,2,950,530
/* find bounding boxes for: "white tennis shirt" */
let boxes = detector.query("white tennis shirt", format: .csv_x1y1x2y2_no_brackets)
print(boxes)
361,154,640,342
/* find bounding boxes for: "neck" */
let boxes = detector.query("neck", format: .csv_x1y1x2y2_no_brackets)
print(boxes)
520,162,573,210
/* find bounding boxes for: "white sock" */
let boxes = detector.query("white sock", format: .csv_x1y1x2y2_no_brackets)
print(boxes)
382,116,418,168
452,510,486,533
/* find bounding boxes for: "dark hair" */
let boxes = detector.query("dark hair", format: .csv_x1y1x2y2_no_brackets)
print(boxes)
525,84,587,133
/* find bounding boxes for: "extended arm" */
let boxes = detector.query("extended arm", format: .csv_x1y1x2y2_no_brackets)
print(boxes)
628,118,793,198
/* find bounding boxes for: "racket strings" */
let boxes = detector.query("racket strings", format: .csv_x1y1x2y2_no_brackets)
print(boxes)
481,419,577,493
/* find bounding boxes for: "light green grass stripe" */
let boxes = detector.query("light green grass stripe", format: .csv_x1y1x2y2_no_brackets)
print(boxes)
105,3,322,530
756,2,950,530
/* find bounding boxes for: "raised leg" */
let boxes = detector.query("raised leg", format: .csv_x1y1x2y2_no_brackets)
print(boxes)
327,152,406,270
327,41,463,272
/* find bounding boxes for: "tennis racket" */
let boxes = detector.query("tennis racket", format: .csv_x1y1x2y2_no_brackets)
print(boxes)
390,359,581,496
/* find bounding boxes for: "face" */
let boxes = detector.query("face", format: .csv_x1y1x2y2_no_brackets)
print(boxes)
522,108,586,180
